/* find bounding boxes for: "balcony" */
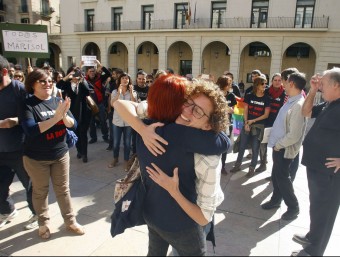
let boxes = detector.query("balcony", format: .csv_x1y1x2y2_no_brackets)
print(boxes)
74,16,329,32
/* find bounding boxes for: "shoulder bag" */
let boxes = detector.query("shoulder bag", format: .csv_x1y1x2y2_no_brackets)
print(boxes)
110,156,146,238
86,95,100,115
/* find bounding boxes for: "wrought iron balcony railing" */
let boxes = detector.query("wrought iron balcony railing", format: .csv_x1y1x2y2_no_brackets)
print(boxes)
74,16,329,32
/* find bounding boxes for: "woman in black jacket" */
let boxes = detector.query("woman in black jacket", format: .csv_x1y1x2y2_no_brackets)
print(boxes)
57,66,93,163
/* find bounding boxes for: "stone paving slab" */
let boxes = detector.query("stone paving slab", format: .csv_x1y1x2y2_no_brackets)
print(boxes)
0,133,339,256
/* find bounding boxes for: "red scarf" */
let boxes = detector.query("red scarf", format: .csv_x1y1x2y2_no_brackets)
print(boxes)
268,85,284,99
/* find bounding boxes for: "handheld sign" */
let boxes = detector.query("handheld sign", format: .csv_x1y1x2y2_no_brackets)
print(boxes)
82,55,97,66
0,23,49,58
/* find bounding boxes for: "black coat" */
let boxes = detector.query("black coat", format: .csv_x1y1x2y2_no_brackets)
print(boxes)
56,79,93,125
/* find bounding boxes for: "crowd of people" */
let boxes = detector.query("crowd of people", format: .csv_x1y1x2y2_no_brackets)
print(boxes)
0,54,339,256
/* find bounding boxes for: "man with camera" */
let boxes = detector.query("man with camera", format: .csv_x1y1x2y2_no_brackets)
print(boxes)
86,60,111,144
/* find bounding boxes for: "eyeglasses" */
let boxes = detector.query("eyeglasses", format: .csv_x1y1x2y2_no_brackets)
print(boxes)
183,97,210,119
14,75,23,78
146,80,153,83
37,79,53,85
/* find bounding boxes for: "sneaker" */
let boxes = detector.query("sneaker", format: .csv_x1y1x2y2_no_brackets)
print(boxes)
246,153,252,159
24,214,38,230
0,209,18,228
106,145,113,151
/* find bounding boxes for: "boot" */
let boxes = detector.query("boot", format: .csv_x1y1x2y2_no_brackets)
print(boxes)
230,162,241,173
108,158,118,168
246,166,255,178
255,162,267,173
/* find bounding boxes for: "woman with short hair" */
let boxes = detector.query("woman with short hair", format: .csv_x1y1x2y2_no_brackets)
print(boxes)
19,69,85,239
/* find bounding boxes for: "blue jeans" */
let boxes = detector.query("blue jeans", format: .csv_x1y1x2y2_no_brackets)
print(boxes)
145,217,206,256
112,124,132,161
236,127,261,168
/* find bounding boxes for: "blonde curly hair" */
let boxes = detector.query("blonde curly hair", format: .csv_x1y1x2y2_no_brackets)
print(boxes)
186,79,230,133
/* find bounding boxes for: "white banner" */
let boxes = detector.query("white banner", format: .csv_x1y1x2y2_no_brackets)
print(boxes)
2,30,48,53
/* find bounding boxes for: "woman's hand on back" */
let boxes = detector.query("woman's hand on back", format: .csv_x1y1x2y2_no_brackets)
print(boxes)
141,122,168,156
146,163,179,197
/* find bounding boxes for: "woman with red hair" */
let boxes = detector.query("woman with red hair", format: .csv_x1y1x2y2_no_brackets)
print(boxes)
113,74,230,256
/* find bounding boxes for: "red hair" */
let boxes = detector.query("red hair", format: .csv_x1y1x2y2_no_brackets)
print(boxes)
147,74,187,122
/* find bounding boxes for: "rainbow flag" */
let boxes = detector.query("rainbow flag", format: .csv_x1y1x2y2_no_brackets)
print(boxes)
232,97,245,135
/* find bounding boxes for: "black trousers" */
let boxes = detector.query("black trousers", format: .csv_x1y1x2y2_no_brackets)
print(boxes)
0,151,34,215
75,119,91,157
304,167,340,256
270,149,299,210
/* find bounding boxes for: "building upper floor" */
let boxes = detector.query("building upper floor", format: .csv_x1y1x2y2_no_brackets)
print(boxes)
60,0,340,34
0,0,60,34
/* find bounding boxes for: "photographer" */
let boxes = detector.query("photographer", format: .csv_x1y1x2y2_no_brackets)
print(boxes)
86,60,111,144
56,66,93,163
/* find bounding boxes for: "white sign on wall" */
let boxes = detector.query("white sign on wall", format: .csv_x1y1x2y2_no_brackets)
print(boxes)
82,55,97,66
2,30,48,53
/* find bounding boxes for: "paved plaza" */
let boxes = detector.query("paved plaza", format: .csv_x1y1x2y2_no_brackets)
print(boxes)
0,131,339,256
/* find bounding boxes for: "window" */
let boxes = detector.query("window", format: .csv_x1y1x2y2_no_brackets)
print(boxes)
0,0,4,11
0,16,4,22
251,0,268,28
20,0,28,13
138,45,143,55
85,9,95,31
142,5,154,30
249,42,271,57
154,45,159,54
175,3,188,29
295,0,315,28
110,44,118,54
286,43,310,58
112,7,123,30
41,0,49,16
21,18,30,24
211,1,226,28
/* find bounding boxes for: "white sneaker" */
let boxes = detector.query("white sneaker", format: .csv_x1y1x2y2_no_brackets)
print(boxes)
24,214,38,230
0,209,18,228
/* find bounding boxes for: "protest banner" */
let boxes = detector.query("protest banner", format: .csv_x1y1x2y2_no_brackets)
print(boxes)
0,23,49,59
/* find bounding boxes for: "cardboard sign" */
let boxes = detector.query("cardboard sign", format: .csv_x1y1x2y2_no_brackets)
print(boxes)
2,30,48,53
82,55,97,66
0,23,49,58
